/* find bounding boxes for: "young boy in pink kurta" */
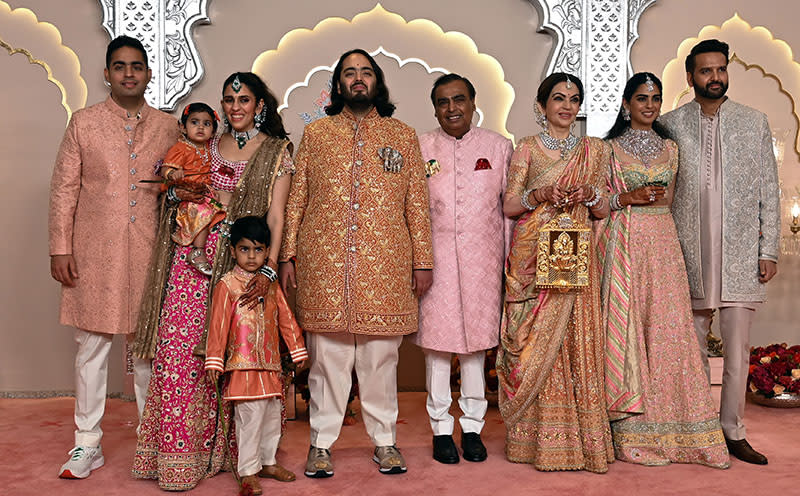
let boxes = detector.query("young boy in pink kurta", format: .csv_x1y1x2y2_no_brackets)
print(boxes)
204,216,306,495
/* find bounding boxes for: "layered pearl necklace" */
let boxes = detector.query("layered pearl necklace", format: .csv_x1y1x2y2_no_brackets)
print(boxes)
539,130,579,160
615,127,665,166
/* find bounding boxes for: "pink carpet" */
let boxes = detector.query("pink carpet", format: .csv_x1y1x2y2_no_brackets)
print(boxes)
1,390,797,495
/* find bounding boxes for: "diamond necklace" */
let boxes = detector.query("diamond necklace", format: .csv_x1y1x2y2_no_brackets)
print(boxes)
539,131,579,160
231,127,260,149
615,127,665,166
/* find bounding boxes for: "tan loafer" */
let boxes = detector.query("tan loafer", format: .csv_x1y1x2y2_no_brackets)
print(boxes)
239,474,263,495
258,463,296,482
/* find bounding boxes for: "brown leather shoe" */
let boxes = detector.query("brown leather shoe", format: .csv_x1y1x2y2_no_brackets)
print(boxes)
258,463,296,482
240,475,263,495
725,437,768,465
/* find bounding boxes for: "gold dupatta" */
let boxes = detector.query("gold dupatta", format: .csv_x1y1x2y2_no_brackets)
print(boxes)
497,137,601,428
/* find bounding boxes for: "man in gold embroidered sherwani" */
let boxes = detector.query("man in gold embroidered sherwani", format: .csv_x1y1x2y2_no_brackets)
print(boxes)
662,39,780,465
280,49,433,477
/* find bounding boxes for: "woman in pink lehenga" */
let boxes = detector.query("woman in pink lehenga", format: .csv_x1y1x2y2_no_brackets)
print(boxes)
598,72,729,468
131,72,295,490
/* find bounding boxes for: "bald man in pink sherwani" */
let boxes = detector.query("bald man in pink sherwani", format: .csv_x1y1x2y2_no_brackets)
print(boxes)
416,74,513,465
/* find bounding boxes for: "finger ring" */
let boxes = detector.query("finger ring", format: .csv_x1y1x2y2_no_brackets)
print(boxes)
649,194,655,202
257,296,264,303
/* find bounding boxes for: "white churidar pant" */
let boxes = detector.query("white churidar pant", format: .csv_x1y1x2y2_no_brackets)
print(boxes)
424,349,487,436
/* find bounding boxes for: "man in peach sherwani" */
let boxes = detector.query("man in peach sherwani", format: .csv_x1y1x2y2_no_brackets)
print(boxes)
49,36,178,479
416,74,513,465
280,49,433,477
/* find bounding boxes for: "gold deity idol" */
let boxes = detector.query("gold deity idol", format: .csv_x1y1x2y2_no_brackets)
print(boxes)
535,212,590,289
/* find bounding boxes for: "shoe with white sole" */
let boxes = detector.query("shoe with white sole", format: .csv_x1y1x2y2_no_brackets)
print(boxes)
58,445,104,479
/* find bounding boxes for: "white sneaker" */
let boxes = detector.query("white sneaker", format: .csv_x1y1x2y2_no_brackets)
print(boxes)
58,446,105,479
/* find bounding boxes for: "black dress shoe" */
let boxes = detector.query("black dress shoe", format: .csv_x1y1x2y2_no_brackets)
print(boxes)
461,432,487,462
725,437,768,465
432,435,459,464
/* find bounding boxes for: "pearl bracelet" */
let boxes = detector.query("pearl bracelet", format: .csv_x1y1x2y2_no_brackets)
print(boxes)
521,188,538,210
582,185,601,208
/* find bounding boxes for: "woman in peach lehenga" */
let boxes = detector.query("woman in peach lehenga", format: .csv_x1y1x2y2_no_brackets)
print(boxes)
497,73,614,473
598,72,729,468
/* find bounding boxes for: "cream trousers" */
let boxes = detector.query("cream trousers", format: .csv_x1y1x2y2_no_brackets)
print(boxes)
73,329,151,447
693,307,754,441
234,397,282,476
307,332,402,449
424,349,487,436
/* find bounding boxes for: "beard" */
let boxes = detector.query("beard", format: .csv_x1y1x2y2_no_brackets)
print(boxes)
694,79,728,100
342,85,375,112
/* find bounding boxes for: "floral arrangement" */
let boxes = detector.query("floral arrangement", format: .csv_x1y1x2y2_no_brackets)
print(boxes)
748,343,800,397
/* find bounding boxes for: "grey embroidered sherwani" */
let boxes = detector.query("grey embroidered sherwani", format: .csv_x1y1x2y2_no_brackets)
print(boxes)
661,98,780,440
661,99,780,302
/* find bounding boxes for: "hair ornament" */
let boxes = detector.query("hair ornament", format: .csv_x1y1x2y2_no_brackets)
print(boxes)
645,74,655,92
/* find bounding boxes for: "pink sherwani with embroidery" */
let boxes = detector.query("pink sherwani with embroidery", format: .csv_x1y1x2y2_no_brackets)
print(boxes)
49,96,179,335
416,126,513,353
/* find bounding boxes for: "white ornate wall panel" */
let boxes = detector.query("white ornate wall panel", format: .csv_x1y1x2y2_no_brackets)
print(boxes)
99,0,209,111
531,0,657,135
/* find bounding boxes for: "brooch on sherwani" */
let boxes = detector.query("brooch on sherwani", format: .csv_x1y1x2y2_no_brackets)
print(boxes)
378,146,404,173
425,159,441,177
474,158,491,170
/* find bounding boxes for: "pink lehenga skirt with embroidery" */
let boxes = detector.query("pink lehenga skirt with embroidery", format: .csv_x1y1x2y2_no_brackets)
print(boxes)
610,209,729,468
132,229,233,490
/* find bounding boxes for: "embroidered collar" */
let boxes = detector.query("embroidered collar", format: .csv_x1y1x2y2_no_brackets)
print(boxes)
232,265,257,282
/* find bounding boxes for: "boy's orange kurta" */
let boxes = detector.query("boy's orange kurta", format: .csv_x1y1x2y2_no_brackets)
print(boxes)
280,107,433,336
49,96,179,334
204,267,307,401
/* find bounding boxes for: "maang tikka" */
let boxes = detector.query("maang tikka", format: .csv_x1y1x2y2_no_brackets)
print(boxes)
565,75,573,90
644,74,655,92
232,74,242,93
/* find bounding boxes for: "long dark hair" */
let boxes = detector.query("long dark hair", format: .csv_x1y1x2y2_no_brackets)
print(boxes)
221,72,288,139
605,72,670,140
325,49,396,117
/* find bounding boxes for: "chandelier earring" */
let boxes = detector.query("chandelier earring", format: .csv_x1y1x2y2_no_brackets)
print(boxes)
223,115,230,128
254,110,263,127
622,107,631,121
534,105,547,130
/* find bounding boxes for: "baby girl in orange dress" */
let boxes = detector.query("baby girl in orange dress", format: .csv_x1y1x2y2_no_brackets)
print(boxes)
161,102,220,275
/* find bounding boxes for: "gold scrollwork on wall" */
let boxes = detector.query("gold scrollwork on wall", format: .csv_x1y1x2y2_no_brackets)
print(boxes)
0,2,86,124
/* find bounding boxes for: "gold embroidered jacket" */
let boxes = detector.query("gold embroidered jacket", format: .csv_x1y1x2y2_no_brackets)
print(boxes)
280,107,433,335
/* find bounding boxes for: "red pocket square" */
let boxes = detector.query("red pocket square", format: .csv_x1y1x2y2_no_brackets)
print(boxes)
474,158,491,170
